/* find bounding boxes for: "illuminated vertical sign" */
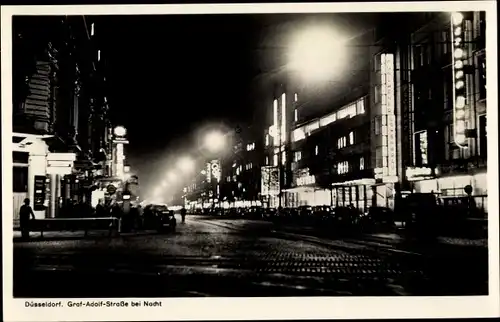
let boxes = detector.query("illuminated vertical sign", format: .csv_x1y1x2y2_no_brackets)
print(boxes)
450,12,467,148
272,99,279,146
210,160,221,182
281,93,287,143
261,166,280,196
116,143,124,179
381,53,397,180
206,162,211,183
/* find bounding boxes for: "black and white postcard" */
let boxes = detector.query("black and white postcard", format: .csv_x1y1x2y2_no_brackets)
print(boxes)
2,2,498,321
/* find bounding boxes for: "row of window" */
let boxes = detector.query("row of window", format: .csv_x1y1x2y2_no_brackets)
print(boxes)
337,157,365,175
338,131,355,149
291,97,366,142
246,142,255,151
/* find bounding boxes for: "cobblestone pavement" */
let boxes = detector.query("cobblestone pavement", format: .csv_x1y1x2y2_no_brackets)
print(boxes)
13,215,488,297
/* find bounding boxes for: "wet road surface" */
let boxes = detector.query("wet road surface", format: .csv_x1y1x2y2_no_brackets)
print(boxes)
13,216,488,297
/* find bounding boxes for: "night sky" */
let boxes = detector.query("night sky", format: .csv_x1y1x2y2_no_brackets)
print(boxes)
94,13,378,192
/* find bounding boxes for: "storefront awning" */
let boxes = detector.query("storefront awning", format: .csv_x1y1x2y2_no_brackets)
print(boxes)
331,178,376,187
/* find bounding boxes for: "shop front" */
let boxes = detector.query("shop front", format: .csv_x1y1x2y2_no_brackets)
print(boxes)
333,178,376,212
409,169,488,214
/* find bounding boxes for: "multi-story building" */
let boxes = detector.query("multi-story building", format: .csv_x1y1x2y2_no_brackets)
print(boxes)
370,11,488,210
261,30,375,210
219,125,264,207
12,16,112,222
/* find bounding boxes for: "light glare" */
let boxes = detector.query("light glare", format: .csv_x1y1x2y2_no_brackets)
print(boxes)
289,25,347,82
205,130,226,153
178,156,195,173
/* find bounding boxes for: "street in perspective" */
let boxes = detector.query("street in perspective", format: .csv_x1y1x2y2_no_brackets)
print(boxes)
11,10,489,298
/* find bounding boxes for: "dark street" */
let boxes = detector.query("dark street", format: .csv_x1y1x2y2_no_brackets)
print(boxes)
14,215,488,298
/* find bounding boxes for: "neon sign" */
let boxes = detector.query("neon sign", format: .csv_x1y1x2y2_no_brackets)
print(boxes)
281,93,287,143
450,12,467,148
381,53,397,180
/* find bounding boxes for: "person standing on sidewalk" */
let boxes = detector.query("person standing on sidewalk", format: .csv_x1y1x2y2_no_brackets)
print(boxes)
19,198,36,240
180,207,187,223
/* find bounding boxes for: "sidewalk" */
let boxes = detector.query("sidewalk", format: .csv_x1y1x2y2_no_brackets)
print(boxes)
12,229,160,242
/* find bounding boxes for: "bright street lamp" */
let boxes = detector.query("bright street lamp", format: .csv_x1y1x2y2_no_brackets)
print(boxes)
177,156,195,173
204,130,226,153
167,171,177,182
288,24,348,82
114,126,127,137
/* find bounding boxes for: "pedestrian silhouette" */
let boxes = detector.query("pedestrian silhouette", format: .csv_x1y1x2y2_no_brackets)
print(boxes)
180,207,187,223
19,198,35,240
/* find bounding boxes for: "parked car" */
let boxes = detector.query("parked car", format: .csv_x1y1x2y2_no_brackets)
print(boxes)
154,205,176,233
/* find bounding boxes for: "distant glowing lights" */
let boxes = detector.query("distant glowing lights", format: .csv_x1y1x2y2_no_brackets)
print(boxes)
454,48,464,59
454,60,463,69
451,12,464,25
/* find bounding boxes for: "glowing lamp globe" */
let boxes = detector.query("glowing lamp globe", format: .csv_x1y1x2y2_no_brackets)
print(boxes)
114,126,127,137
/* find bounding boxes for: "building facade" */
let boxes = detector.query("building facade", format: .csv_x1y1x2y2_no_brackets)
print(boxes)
371,11,488,211
260,30,375,210
12,16,113,223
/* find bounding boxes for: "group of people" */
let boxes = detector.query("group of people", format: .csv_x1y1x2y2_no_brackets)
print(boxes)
18,198,190,239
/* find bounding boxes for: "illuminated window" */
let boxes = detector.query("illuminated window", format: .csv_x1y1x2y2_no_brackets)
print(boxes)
356,99,365,114
315,145,319,155
347,104,356,118
292,127,306,142
265,134,269,146
305,121,320,133
374,116,381,135
294,151,302,162
338,136,347,149
360,157,365,170
294,109,298,122
479,114,487,157
414,130,428,166
91,23,95,36
97,50,101,62
320,112,336,127
374,86,380,104
265,156,269,165
294,93,298,102
273,154,278,166
337,161,349,175
349,131,355,145
281,151,286,165
246,142,255,151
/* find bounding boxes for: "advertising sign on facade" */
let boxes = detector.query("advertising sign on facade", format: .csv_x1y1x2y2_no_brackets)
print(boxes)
210,159,221,182
381,53,397,182
33,175,47,211
261,166,280,196
294,168,316,187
